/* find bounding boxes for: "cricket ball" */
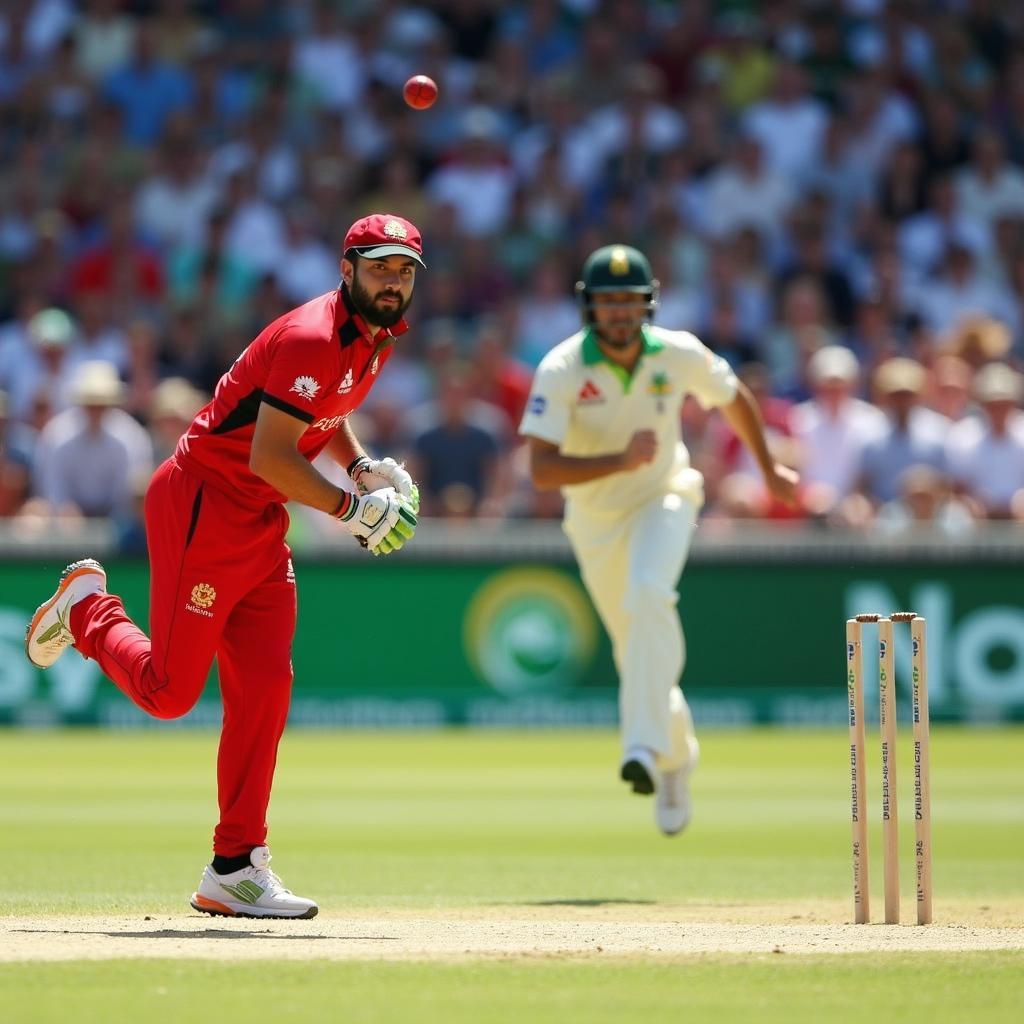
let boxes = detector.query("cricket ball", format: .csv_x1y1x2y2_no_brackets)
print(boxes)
403,75,438,110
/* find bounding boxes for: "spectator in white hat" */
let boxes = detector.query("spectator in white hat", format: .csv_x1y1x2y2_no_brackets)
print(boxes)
946,362,1024,519
31,360,153,518
789,345,887,513
857,357,950,505
875,464,977,537
1,307,79,422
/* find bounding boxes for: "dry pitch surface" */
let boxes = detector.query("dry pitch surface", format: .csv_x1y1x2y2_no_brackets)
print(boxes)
5,902,1024,962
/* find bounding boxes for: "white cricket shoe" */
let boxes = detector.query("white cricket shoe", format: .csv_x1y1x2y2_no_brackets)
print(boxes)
190,846,318,919
656,763,694,836
656,737,699,837
620,746,657,795
25,559,107,668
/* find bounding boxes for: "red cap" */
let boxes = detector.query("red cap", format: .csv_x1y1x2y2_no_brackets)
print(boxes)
343,214,425,266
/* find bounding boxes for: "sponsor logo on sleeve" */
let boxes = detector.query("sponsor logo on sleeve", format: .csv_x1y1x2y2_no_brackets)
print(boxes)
289,375,320,401
338,368,354,394
529,394,547,415
312,414,347,431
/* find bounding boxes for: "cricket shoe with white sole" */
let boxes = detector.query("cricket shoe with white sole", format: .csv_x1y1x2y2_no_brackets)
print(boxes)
190,845,318,919
620,746,657,795
656,737,699,836
25,559,107,668
656,763,695,836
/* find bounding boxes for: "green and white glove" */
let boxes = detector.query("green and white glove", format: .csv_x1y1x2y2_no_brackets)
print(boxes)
332,487,417,555
348,456,420,515
371,501,417,555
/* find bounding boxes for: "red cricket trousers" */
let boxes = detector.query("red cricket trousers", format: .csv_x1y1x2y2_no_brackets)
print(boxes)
70,457,297,856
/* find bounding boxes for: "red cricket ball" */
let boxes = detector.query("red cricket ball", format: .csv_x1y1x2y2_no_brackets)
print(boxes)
403,75,438,110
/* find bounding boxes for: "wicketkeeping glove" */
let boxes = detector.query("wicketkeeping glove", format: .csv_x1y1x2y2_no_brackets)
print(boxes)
332,487,417,555
348,456,420,514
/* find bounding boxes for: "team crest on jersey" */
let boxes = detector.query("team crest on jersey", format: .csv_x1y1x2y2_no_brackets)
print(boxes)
289,375,320,401
649,371,671,413
383,219,407,240
576,380,604,404
338,368,354,393
648,372,671,396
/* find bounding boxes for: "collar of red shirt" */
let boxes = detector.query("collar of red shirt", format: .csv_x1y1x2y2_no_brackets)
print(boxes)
335,285,410,349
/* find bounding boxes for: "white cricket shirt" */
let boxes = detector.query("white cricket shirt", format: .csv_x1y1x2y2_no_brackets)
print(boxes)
519,325,738,516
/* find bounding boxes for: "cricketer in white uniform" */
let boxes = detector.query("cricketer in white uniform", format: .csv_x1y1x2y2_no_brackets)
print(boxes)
520,245,798,835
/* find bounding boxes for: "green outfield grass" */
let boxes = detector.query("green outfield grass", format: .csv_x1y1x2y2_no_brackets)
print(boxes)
1,727,1022,1022
1,728,1021,913
4,954,1024,1024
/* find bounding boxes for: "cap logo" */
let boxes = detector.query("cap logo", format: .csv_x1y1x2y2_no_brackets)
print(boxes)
383,219,408,240
609,247,630,276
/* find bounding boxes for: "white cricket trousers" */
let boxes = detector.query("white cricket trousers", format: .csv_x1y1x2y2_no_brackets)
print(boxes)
565,492,699,771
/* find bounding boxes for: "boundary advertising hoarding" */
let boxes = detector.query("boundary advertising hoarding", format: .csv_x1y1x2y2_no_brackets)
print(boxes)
2,539,1022,726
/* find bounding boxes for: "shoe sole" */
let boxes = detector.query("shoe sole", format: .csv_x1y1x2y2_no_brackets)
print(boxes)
190,892,318,920
659,824,688,837
658,767,694,836
24,561,105,668
658,813,691,837
621,758,655,795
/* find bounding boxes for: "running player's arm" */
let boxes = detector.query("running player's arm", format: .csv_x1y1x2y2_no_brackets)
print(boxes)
520,353,655,489
250,403,347,514
718,381,799,506
525,433,656,489
675,330,798,507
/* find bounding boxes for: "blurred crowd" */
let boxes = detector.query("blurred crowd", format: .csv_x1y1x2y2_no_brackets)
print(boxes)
3,0,1024,548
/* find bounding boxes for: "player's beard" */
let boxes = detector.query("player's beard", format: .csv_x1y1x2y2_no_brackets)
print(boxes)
595,318,646,350
349,272,412,329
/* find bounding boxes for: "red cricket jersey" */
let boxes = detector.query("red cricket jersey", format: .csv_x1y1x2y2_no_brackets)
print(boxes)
176,287,405,507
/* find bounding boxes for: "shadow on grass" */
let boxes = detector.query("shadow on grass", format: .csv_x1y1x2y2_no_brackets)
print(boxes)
519,899,657,907
11,928,395,941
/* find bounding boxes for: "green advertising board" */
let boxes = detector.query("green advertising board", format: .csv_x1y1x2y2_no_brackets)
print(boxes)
2,552,1023,726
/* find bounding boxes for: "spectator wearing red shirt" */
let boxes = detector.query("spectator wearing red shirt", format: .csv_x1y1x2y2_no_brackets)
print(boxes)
469,322,533,428
68,197,163,303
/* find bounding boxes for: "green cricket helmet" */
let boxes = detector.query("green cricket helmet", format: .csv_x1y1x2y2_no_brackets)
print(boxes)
575,244,660,324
